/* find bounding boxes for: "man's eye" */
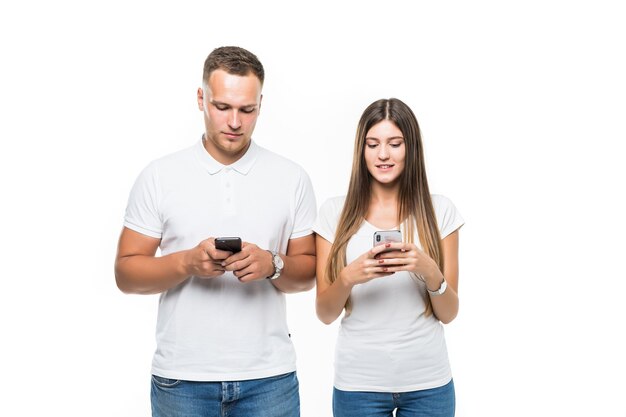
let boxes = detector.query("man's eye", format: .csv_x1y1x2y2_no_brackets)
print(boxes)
241,108,255,114
216,105,228,111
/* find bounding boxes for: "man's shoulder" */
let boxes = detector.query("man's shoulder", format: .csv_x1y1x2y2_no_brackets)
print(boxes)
254,143,309,175
140,143,197,174
153,143,197,165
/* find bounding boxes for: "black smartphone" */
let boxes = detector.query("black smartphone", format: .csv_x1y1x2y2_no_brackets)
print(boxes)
215,237,242,253
373,230,402,250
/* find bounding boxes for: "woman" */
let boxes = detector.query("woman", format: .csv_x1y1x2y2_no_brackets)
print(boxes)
314,98,464,417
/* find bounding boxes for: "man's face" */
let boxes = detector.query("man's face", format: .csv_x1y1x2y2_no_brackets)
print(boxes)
197,69,262,164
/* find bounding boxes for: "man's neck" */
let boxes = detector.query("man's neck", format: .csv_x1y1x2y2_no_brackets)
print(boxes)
202,135,251,165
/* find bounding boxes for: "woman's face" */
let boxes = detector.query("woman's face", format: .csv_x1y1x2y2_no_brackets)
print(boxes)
364,119,406,186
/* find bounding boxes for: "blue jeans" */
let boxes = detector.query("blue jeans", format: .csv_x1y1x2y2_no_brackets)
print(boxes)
333,379,455,417
151,371,300,417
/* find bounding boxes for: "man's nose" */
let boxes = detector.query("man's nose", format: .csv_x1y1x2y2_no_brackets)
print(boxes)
228,110,241,130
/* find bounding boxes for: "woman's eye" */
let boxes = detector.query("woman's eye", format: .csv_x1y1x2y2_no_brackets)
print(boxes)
366,144,378,149
390,143,402,148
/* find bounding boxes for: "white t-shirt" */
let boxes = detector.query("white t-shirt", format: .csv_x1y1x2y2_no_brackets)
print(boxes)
124,139,317,381
313,194,464,392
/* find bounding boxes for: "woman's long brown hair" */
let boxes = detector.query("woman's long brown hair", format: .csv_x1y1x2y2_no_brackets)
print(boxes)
325,98,443,315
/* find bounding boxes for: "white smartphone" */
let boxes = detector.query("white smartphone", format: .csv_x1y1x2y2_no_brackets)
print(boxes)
373,230,402,249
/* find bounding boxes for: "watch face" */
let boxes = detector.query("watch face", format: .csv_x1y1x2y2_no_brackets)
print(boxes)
274,254,284,269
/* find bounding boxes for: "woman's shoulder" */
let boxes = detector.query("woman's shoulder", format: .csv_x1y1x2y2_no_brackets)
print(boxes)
430,194,464,237
430,194,455,209
319,195,347,214
313,195,347,241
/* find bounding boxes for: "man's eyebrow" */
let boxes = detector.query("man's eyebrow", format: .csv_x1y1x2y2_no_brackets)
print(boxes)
209,99,258,108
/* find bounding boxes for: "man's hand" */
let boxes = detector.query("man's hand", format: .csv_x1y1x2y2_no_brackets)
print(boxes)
182,238,232,279
222,242,275,282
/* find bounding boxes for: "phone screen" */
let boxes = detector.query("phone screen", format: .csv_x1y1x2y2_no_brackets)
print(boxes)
215,237,242,253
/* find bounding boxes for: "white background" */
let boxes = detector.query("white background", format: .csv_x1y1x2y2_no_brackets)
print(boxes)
1,1,625,416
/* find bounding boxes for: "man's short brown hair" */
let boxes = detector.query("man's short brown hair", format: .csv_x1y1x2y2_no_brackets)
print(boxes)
203,46,264,86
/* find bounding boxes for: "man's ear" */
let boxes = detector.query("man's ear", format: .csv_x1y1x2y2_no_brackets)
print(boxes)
197,87,204,111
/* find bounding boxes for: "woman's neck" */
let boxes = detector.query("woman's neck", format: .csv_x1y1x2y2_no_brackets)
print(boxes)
366,183,400,229
370,180,400,204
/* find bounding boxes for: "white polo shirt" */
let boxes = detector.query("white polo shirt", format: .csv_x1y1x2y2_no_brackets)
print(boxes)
314,194,464,392
124,139,317,381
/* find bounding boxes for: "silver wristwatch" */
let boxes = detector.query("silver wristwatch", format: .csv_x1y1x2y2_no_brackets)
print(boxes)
427,278,447,296
266,250,284,280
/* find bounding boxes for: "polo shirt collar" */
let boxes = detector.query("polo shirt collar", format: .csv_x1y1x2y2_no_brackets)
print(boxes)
195,137,259,175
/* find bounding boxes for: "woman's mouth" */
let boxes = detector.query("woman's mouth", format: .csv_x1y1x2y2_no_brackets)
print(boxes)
376,164,394,170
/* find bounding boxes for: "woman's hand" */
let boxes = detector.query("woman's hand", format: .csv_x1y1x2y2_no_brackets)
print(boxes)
374,242,444,291
338,243,397,287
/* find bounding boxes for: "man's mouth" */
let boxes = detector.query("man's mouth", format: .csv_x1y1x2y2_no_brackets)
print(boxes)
223,132,243,140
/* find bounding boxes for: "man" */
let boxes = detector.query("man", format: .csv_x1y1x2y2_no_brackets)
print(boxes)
115,46,316,417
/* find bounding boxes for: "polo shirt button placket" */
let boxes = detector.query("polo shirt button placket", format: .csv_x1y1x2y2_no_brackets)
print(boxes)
222,167,235,215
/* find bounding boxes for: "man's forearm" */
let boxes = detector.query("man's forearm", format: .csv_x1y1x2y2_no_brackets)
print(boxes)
115,252,189,295
271,253,316,293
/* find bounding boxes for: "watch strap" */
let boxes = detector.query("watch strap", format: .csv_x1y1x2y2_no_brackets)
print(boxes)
427,278,447,296
266,250,282,280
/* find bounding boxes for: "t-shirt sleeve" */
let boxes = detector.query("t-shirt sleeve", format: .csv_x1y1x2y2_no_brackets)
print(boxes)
123,162,163,239
290,169,318,239
312,197,343,244
433,194,464,239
